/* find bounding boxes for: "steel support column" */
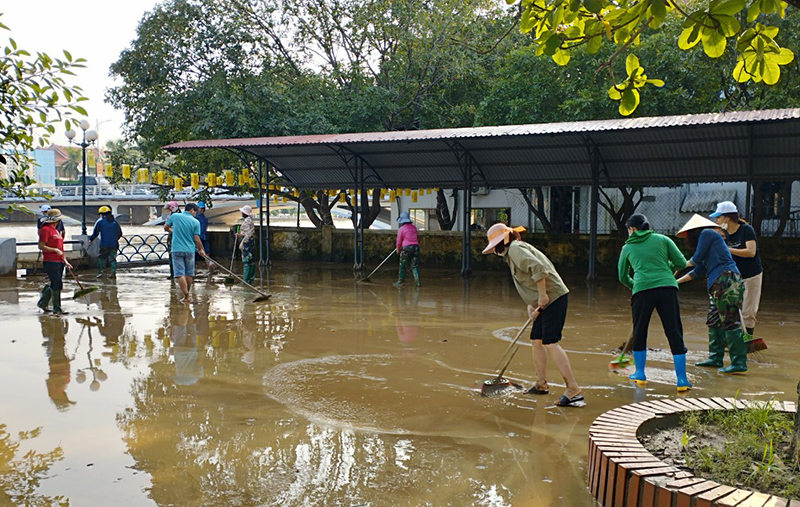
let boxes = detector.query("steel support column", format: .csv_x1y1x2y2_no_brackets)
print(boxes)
264,165,272,266
353,159,365,274
257,160,264,265
588,147,600,281
745,125,755,221
462,157,473,276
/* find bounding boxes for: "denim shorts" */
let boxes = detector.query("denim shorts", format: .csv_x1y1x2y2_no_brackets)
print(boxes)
172,251,196,278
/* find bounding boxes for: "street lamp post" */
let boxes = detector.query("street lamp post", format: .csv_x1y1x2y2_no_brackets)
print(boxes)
66,120,98,235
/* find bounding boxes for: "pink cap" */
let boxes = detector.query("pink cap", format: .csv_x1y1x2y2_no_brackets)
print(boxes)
165,201,179,212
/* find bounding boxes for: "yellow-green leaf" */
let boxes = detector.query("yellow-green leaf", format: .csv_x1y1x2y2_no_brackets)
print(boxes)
709,0,745,16
679,25,702,49
716,15,740,37
587,34,603,54
775,47,794,65
761,58,780,84
626,54,640,76
608,85,623,100
583,0,603,13
647,78,665,87
552,48,571,65
619,88,640,116
701,27,727,57
746,1,761,22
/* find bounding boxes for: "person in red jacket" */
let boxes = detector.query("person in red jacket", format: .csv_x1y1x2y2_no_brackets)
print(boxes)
394,212,421,287
37,209,73,314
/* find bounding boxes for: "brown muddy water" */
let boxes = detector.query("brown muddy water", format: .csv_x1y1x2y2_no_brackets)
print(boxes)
0,264,798,507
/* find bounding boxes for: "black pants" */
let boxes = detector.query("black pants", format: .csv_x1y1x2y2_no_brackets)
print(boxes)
43,262,64,291
631,286,686,354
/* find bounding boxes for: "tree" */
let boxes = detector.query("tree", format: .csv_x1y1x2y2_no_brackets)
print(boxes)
58,147,81,180
508,0,797,115
0,15,88,216
599,186,645,235
435,189,458,230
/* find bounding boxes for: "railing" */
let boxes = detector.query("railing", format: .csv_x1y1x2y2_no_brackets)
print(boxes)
53,184,154,198
117,234,169,263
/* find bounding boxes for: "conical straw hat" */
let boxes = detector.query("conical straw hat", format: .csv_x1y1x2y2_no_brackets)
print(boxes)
676,214,718,237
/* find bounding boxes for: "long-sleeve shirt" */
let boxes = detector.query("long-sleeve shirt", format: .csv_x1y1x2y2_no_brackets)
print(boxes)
618,230,686,294
688,229,740,288
501,241,569,305
240,216,255,243
195,213,208,241
89,217,123,248
396,223,419,250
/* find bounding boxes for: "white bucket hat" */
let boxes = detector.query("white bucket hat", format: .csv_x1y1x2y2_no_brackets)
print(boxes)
677,214,719,237
709,201,738,218
240,205,253,216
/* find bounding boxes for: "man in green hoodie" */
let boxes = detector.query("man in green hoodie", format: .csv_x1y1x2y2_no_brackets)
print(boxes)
617,214,692,392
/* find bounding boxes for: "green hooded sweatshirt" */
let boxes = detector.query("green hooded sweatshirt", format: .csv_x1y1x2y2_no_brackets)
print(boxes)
618,230,687,295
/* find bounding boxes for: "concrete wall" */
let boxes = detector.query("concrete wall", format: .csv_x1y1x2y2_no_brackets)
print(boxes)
0,238,16,276
209,226,800,278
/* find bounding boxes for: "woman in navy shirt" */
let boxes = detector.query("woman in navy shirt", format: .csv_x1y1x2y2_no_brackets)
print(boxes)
676,214,747,374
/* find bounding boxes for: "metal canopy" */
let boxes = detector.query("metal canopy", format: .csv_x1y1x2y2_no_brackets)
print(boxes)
164,108,800,189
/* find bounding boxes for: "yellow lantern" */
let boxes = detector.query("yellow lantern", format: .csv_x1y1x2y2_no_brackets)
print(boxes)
229,331,236,348
389,190,396,202
412,191,418,203
434,188,441,193
156,170,166,185
273,195,278,204
405,188,412,196
137,168,149,183
190,173,199,189
104,164,113,178
225,170,234,186
426,188,432,195
122,164,131,179
380,189,386,199
282,196,288,203
238,173,247,187
207,173,216,187
166,176,174,186
241,168,249,181
174,178,184,192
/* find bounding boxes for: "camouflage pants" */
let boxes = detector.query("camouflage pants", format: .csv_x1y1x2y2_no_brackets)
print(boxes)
240,239,254,265
706,271,744,331
399,245,420,272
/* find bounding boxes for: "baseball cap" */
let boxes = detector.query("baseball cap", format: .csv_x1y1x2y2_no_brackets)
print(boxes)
709,201,738,218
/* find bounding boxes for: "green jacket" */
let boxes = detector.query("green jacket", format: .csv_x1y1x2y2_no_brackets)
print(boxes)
618,230,687,295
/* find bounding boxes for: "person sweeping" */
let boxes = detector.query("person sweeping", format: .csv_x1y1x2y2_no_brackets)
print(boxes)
89,206,123,279
710,201,763,337
482,223,584,407
236,205,256,285
37,209,73,314
617,214,691,391
165,203,206,303
676,214,747,374
394,211,421,288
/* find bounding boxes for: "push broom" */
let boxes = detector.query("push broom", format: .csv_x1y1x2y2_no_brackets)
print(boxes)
69,266,100,299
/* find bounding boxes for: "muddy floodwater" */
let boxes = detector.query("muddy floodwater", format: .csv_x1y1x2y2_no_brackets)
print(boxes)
1,264,798,507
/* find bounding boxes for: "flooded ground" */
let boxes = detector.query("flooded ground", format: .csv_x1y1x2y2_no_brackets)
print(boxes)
0,264,798,507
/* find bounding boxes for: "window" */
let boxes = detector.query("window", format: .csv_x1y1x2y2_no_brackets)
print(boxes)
409,209,440,230
471,208,510,231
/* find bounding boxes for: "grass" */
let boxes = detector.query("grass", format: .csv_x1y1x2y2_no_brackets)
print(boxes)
679,399,800,500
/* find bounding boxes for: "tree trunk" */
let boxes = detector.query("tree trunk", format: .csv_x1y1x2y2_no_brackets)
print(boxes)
435,189,457,230
295,190,340,228
772,181,793,237
519,187,552,232
598,186,643,235
751,183,764,236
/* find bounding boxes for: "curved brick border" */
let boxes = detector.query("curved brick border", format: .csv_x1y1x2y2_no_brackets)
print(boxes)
588,397,799,507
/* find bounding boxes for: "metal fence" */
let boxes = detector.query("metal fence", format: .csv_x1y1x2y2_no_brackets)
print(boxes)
117,234,169,263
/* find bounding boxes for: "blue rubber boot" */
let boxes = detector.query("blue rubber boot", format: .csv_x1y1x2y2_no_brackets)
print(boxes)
673,354,692,392
629,350,647,385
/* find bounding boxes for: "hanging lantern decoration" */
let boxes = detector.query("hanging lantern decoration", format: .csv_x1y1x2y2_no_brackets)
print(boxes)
282,196,288,203
190,173,200,189
137,168,149,184
405,188,412,196
174,177,184,192
155,170,166,185
122,164,131,179
389,190,397,202
380,189,386,199
207,173,216,187
412,191,418,203
104,164,113,178
273,195,278,204
225,170,235,186
426,188,432,195
166,176,174,187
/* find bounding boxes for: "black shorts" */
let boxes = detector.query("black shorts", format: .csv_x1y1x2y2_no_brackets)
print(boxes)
530,294,568,344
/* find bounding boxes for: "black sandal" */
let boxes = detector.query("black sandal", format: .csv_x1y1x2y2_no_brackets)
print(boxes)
525,384,549,395
555,394,585,407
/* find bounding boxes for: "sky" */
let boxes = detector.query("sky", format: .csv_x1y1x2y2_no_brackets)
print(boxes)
2,0,163,146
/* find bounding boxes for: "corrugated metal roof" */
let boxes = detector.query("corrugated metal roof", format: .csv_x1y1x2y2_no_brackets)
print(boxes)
163,108,800,188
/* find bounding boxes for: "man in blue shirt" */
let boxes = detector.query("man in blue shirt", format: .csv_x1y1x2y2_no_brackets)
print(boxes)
89,206,123,278
165,203,206,302
195,201,214,273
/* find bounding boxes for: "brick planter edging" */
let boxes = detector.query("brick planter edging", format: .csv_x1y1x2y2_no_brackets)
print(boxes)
588,397,799,507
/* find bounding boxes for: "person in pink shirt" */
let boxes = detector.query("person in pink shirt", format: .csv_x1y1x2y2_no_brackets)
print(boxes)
394,212,421,287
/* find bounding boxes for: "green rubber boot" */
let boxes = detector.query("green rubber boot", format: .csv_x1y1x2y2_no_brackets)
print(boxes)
96,257,105,278
696,327,725,367
243,263,255,285
109,257,117,279
37,286,52,312
719,329,748,374
393,267,406,287
412,267,421,287
51,290,68,315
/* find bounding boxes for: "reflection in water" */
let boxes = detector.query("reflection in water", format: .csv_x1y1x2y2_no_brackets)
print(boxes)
4,266,800,506
40,316,75,410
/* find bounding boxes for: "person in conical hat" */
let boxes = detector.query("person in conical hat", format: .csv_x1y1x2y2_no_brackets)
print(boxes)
676,214,747,374
482,223,584,407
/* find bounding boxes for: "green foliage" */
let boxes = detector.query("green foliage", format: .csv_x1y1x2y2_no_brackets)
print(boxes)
510,0,797,114
677,402,800,499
